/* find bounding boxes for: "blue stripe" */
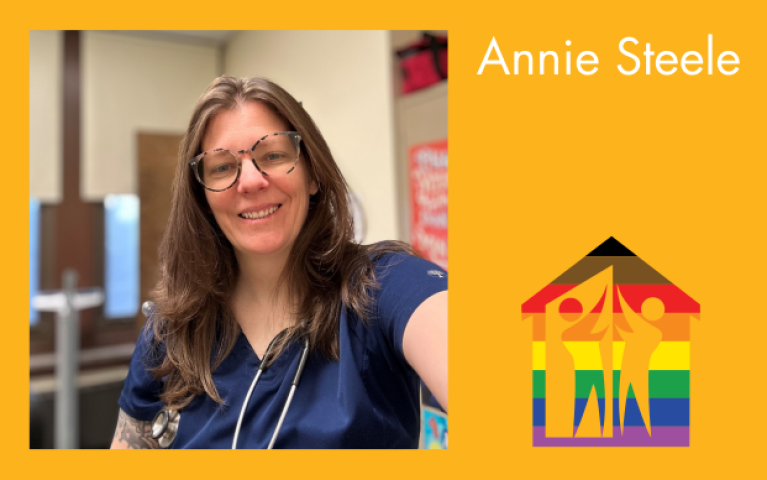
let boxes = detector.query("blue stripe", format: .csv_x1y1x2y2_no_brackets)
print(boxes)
532,398,689,427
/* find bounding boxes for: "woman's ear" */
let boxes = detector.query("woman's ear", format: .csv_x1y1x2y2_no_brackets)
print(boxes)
310,179,319,196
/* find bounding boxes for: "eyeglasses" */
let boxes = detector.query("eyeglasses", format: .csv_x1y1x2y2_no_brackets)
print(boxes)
189,132,302,192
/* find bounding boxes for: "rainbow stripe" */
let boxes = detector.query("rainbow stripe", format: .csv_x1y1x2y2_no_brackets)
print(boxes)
532,427,690,447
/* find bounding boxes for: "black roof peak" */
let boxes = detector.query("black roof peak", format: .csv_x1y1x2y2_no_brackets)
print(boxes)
586,237,636,257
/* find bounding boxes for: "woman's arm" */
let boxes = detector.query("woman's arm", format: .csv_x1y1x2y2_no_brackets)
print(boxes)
402,291,448,411
110,408,160,449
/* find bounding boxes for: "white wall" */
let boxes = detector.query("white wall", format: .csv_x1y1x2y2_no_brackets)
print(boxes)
224,31,398,243
81,32,220,200
30,31,63,203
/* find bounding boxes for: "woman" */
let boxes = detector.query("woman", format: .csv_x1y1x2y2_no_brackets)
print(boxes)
111,77,447,449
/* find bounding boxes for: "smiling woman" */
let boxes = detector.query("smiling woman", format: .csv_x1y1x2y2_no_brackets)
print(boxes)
200,104,317,260
110,77,447,449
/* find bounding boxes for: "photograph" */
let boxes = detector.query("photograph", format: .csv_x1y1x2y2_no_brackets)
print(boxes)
29,30,448,449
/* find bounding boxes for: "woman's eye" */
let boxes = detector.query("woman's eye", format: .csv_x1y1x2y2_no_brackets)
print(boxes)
209,164,234,176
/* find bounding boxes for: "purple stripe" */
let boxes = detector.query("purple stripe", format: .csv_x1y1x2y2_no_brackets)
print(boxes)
533,427,689,447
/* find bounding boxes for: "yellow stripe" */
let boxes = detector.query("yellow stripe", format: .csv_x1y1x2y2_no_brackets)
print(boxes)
532,342,689,370
532,342,545,370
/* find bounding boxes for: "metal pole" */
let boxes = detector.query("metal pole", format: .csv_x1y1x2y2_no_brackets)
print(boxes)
55,269,79,449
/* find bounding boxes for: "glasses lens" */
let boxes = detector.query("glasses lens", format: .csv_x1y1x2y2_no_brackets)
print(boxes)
252,133,300,176
197,151,239,190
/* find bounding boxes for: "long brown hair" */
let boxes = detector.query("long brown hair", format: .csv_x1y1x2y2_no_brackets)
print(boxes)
149,77,413,409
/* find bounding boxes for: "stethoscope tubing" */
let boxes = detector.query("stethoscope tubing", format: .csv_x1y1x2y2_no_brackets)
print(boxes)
267,338,310,449
268,381,296,448
232,368,263,449
232,333,310,449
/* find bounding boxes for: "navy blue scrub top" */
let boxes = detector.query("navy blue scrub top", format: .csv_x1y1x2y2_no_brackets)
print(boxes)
118,254,447,448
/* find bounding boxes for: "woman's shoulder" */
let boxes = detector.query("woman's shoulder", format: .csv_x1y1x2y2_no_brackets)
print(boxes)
347,241,446,367
359,241,447,318
133,311,167,366
364,241,447,284
119,320,166,421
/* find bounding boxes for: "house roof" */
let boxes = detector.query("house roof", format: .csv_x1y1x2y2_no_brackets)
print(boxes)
521,237,700,316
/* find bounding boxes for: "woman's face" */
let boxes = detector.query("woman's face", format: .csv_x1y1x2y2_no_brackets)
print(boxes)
201,102,318,261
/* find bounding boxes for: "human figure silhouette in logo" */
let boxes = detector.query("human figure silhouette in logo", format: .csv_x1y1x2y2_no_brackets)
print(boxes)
545,267,613,437
616,289,663,436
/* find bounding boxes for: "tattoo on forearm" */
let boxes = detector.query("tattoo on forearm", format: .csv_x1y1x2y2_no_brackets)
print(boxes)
114,409,160,449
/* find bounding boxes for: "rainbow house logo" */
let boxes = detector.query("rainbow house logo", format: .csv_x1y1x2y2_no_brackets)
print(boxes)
521,238,700,447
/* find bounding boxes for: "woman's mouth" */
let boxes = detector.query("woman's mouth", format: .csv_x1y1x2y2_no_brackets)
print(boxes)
239,205,281,220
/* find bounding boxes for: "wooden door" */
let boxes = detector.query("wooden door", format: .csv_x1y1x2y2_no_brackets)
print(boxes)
137,133,183,328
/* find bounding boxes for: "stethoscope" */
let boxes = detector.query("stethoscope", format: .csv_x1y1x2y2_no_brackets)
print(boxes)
151,329,310,449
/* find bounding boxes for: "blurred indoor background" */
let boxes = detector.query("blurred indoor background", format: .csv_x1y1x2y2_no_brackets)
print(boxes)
29,30,447,448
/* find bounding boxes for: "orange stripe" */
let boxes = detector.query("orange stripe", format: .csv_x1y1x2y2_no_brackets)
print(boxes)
530,312,692,341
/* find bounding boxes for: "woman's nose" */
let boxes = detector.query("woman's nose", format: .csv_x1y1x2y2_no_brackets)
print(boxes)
236,156,269,192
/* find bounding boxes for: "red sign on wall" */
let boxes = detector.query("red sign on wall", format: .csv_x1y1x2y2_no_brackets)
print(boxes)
410,139,447,270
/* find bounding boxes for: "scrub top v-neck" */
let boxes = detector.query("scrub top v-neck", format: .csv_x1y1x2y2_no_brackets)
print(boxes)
118,253,447,448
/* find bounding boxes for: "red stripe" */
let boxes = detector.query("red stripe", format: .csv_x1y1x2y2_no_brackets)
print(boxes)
522,284,577,313
522,284,700,313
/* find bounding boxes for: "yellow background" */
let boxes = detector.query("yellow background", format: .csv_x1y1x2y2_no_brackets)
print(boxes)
5,0,766,477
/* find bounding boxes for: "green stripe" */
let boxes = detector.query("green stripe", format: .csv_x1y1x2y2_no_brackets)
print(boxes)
532,370,689,399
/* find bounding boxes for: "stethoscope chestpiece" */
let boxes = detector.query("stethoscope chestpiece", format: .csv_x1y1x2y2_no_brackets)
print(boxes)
151,409,180,448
